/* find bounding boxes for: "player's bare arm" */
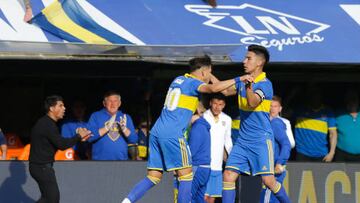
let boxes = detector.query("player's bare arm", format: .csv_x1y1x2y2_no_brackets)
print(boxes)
245,83,262,108
207,73,254,96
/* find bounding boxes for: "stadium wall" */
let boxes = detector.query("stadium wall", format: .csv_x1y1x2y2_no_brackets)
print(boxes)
0,161,358,203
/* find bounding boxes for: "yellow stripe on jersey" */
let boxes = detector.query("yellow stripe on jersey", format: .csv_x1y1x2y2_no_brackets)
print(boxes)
177,94,199,113
232,119,240,129
295,118,328,134
238,95,271,112
42,1,111,44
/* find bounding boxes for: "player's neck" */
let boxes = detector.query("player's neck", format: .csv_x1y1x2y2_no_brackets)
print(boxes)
250,68,263,79
190,71,203,82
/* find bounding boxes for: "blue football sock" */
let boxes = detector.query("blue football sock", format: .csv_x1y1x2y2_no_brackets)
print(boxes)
127,176,160,202
177,173,193,203
222,181,236,203
272,182,291,203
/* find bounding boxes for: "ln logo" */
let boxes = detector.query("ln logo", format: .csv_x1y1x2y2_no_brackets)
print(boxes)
185,4,330,51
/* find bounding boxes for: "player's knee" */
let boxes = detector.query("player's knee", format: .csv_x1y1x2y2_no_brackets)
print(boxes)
147,175,162,185
223,170,237,182
261,175,276,189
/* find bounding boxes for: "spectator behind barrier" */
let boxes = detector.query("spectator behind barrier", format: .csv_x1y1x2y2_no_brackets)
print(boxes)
136,116,151,160
335,89,360,162
87,91,138,160
61,100,90,160
294,85,337,162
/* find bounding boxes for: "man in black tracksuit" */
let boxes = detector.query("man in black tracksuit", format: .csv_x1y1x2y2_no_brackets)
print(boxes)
29,95,90,203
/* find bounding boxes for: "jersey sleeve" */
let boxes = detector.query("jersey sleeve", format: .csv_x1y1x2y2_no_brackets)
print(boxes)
272,119,291,165
190,78,205,95
254,81,273,101
124,114,138,144
87,112,102,142
326,110,337,130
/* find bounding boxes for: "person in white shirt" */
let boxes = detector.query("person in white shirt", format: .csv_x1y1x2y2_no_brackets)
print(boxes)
203,94,232,203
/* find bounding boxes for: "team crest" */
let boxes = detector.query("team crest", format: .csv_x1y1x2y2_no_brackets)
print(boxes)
106,121,121,141
222,121,226,126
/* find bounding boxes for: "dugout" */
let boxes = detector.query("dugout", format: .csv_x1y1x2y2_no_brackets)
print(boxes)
1,49,360,146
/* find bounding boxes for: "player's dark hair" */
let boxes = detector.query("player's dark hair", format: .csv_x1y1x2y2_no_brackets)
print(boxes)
272,95,282,105
189,55,212,72
211,93,226,102
44,95,63,113
248,45,270,65
103,90,121,100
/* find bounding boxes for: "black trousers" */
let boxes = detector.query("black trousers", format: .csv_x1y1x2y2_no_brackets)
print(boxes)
29,163,60,203
296,152,323,162
334,148,360,162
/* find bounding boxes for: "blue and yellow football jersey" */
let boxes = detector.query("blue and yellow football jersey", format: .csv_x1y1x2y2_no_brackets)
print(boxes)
150,74,204,139
236,72,273,142
295,105,336,157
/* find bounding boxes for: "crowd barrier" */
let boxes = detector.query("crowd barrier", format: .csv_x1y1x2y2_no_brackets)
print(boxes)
0,161,358,203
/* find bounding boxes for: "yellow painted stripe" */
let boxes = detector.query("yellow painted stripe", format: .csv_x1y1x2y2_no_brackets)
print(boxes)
232,119,240,129
177,94,199,113
42,1,111,44
238,95,271,112
295,118,328,134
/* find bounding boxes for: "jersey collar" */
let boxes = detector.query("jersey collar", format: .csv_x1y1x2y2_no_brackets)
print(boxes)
185,73,200,80
254,72,266,83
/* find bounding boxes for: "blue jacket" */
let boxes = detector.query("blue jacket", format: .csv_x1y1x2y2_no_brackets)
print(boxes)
87,109,137,160
271,117,291,165
188,117,211,166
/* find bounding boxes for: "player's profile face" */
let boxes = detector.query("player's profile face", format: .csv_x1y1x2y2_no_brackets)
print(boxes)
201,66,212,83
243,51,259,74
103,95,121,115
210,98,225,116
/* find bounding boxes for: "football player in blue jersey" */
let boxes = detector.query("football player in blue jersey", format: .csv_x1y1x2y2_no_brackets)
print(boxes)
214,45,290,203
121,55,251,203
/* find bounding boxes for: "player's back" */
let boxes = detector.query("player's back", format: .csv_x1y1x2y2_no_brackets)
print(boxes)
151,74,204,138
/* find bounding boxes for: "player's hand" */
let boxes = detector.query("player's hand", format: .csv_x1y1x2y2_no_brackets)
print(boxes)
105,114,117,131
323,152,334,162
24,7,33,23
240,74,254,84
275,164,285,174
119,115,127,132
76,128,92,141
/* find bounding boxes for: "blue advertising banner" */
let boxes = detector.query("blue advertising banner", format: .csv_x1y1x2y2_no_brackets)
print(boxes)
1,0,360,63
